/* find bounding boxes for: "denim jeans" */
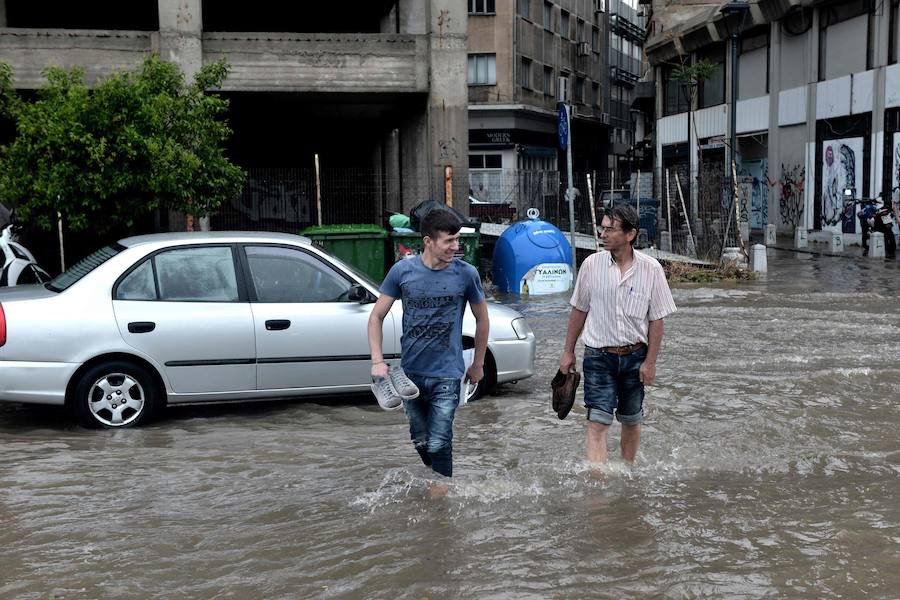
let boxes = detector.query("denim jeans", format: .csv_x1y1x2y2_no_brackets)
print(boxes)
403,374,461,477
582,345,646,426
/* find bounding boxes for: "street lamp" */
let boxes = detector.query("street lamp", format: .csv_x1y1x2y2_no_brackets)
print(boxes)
719,0,750,248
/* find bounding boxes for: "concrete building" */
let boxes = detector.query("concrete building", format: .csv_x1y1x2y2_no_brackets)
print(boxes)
642,0,900,248
0,0,470,229
465,0,611,212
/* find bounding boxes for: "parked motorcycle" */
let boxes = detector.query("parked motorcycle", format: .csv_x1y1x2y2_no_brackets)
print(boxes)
849,192,897,257
0,208,51,286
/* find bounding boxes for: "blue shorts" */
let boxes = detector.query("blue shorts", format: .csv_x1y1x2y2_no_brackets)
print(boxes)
582,345,646,426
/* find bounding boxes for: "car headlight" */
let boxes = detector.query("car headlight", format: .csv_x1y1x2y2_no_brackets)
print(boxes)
511,317,532,340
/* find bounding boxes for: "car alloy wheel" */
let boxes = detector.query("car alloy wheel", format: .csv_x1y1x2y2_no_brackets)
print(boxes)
74,361,159,428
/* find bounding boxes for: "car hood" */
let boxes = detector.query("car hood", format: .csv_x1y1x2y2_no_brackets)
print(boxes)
484,301,526,321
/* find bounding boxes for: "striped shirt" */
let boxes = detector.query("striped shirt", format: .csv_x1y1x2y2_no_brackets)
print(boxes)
569,250,676,348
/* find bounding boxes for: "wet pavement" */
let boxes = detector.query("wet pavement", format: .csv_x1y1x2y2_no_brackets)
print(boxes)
1,249,898,599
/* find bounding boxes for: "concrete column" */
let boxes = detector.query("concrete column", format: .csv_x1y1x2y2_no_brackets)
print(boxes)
399,0,428,34
425,0,469,208
765,223,776,245
156,0,203,81
385,129,402,214
767,21,782,233
871,3,891,197
804,9,820,232
794,226,807,248
401,109,430,212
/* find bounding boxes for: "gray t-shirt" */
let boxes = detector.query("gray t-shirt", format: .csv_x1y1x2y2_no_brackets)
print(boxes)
380,256,485,379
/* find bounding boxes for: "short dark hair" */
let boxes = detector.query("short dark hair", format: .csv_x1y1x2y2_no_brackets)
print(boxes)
420,209,462,240
603,204,639,245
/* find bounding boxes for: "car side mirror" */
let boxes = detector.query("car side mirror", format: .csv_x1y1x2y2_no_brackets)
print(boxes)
348,283,374,303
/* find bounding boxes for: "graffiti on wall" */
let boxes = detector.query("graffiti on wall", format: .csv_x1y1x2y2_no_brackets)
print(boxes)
821,137,863,233
771,163,805,227
738,159,768,229
893,132,900,204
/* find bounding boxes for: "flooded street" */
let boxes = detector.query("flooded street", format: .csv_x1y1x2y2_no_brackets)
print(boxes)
1,249,898,599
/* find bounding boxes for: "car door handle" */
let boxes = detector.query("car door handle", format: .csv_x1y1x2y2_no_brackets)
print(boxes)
128,321,156,334
265,319,291,331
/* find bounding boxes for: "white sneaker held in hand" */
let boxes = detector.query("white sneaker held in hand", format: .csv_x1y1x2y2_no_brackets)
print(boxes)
388,365,420,400
371,376,403,411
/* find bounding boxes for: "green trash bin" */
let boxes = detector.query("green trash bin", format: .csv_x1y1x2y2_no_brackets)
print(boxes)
301,224,388,282
390,231,480,268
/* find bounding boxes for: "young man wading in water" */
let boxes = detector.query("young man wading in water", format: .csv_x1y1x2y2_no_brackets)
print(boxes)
368,210,489,494
559,205,676,464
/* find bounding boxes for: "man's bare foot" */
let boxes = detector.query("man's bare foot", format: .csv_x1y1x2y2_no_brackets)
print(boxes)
427,481,450,499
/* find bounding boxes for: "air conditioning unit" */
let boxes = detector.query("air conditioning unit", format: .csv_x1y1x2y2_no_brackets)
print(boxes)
599,112,610,125
558,76,570,103
576,42,591,57
594,0,606,14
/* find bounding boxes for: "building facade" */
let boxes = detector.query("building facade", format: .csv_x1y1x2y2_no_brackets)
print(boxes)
643,0,900,248
466,0,611,215
0,0,470,229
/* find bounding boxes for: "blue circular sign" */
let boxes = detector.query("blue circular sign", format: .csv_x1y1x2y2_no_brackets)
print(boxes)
558,105,569,150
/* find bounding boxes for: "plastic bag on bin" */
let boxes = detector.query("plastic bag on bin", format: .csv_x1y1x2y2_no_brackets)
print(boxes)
409,199,480,233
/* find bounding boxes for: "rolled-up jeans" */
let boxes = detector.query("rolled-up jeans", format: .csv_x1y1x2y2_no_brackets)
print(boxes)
403,374,461,477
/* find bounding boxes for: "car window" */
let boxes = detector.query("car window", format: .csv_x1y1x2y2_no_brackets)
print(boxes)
47,244,125,292
245,246,351,303
156,246,239,302
116,259,157,300
16,265,42,286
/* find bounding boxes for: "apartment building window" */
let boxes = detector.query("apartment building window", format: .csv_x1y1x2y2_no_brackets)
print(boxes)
740,28,770,96
697,45,725,108
560,10,570,38
577,19,585,43
592,26,600,51
469,0,496,14
891,0,900,64
544,66,555,96
592,82,601,107
468,54,497,85
521,57,533,89
470,154,503,169
518,0,531,20
575,77,586,104
818,0,872,80
543,1,553,30
663,65,691,116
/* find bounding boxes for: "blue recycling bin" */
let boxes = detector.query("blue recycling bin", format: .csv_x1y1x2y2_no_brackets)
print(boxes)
492,217,574,295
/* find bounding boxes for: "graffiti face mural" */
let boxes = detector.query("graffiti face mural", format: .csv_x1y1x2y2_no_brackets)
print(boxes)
821,137,863,233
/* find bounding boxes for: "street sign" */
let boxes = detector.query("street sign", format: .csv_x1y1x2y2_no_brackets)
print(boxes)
558,104,569,150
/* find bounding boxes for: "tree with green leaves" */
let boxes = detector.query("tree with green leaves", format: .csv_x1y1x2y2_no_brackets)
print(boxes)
0,55,245,234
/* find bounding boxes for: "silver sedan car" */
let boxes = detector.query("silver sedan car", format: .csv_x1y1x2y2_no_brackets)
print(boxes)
0,232,535,428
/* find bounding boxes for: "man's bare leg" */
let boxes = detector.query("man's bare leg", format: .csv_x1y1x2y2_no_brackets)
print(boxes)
586,422,610,464
427,481,449,499
620,423,641,463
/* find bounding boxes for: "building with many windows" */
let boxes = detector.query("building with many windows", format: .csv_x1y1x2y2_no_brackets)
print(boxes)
466,0,611,214
642,0,900,250
0,0,470,231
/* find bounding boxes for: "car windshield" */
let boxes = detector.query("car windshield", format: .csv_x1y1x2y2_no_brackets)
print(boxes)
46,243,125,292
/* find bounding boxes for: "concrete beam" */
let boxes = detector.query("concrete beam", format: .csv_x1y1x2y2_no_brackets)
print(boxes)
202,34,429,93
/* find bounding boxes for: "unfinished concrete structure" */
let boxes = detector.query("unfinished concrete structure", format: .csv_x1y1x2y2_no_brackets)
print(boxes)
0,0,470,228
642,0,900,249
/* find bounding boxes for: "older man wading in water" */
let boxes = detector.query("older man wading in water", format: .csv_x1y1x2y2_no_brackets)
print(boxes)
559,204,676,464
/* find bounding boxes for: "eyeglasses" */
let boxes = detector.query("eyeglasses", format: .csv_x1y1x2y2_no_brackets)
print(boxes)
597,226,624,234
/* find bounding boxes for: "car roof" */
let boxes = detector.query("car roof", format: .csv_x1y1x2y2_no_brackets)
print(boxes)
118,231,313,248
